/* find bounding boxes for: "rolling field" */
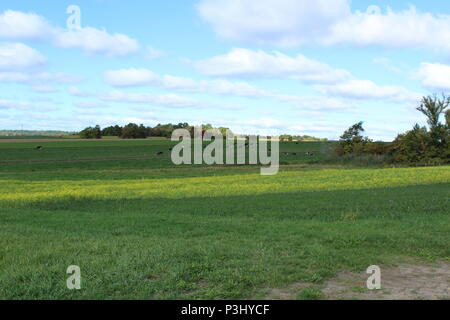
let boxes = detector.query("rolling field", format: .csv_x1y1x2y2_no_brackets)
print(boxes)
0,139,449,299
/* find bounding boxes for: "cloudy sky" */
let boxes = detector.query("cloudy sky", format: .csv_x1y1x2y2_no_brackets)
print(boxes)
1,0,450,140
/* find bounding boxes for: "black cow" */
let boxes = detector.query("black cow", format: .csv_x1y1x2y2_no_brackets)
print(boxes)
36,146,43,150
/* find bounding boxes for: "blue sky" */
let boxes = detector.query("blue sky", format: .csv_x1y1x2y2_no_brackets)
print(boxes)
1,0,450,140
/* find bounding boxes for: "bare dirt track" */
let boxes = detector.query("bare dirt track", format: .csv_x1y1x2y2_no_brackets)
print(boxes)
265,261,450,300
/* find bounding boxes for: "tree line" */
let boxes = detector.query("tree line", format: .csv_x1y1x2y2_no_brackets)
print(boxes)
78,123,326,141
78,123,230,139
337,94,450,165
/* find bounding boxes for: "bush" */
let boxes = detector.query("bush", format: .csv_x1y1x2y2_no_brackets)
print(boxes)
101,125,122,137
337,122,372,155
120,123,148,139
79,125,101,139
393,124,449,164
392,95,450,165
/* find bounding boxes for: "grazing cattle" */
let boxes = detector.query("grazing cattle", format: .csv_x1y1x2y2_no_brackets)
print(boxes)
292,153,297,156
36,146,43,150
306,152,315,156
157,152,164,156
168,148,173,151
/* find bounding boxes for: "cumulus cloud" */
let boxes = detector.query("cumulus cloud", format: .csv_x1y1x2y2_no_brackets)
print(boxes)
54,27,140,57
104,68,159,87
31,84,58,93
104,67,272,98
197,1,450,54
74,101,108,109
418,63,450,92
0,71,82,84
99,90,206,108
145,46,166,59
0,42,46,71
197,0,350,46
0,99,58,111
314,80,421,103
193,48,350,83
68,86,92,97
326,6,450,53
277,94,353,111
0,10,140,57
192,48,419,103
98,90,241,110
0,10,54,40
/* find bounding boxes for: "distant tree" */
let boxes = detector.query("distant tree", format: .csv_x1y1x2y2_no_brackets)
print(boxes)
417,95,449,129
175,123,189,129
337,122,371,155
393,124,434,163
152,124,176,138
445,109,450,128
79,125,101,139
393,95,450,164
102,125,122,137
121,123,147,139
417,94,449,149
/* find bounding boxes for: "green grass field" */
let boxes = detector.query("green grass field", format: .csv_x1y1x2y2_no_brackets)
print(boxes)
0,139,449,299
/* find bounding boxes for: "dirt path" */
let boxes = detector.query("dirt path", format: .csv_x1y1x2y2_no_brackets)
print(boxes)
264,261,450,300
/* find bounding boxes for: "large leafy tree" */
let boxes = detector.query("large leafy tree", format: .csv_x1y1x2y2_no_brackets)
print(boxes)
337,121,371,154
416,94,449,149
394,95,450,164
79,125,101,139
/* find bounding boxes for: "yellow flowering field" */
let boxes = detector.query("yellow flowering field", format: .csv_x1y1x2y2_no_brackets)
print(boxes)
1,166,449,204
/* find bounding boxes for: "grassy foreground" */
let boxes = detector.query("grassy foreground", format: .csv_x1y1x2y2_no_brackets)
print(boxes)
0,140,449,299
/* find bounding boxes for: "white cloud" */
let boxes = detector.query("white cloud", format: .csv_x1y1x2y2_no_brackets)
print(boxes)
372,58,404,74
104,68,159,87
0,71,82,84
99,90,205,108
0,10,54,40
192,48,420,103
145,46,166,59
31,84,58,93
278,94,352,111
74,101,108,109
235,118,284,129
326,6,450,53
197,1,450,55
418,63,450,92
0,10,140,57
104,67,272,98
68,86,92,97
54,27,140,57
197,0,350,46
0,99,57,111
314,80,421,103
98,90,241,110
0,42,46,71
194,48,350,84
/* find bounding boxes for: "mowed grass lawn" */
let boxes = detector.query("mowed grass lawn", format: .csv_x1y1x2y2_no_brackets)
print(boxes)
0,140,449,299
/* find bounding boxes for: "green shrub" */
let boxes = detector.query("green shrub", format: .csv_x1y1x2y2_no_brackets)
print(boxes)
79,125,101,139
